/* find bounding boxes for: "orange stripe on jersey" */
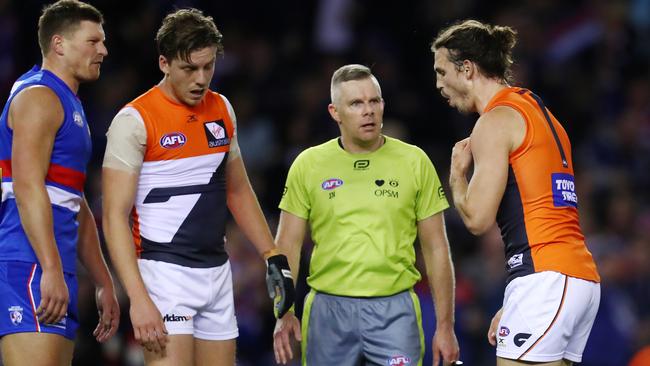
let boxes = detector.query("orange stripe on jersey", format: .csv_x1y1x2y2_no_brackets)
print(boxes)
131,206,142,256
128,86,234,162
485,87,600,283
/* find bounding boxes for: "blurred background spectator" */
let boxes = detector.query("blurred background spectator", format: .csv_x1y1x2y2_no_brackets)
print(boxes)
1,0,648,365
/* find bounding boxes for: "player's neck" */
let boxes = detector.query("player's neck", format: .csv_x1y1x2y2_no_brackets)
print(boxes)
339,135,385,154
475,80,509,115
41,59,80,94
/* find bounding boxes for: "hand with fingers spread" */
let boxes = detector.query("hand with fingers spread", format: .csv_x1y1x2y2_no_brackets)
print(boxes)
37,268,69,325
432,326,460,366
93,285,120,342
130,295,168,354
273,311,301,365
487,307,503,346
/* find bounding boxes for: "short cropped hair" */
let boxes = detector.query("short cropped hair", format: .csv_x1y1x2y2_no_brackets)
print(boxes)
433,19,517,82
330,64,382,104
38,0,104,56
155,8,224,63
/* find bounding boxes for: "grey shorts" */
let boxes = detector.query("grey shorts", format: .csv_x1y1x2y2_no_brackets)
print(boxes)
301,289,424,366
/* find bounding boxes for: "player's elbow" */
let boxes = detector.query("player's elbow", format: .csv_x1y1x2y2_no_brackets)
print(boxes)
464,217,493,236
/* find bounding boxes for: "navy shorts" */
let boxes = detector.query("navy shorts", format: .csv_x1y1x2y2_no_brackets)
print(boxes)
0,261,78,340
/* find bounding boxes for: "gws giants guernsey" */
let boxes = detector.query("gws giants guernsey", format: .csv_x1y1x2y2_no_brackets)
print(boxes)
0,66,92,274
486,87,600,284
126,86,234,267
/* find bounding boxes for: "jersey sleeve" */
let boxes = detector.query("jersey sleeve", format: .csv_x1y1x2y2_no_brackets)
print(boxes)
102,107,146,174
278,152,311,219
415,149,449,220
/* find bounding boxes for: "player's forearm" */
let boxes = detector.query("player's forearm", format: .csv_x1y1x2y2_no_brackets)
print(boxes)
77,199,113,288
449,168,471,220
102,212,148,300
428,248,456,329
14,181,62,271
449,169,486,234
275,238,301,287
227,185,275,256
274,212,307,286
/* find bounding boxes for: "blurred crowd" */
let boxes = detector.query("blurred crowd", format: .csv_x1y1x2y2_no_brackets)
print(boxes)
1,0,649,365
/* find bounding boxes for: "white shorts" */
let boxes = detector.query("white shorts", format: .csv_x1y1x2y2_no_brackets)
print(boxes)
496,271,600,363
138,259,238,340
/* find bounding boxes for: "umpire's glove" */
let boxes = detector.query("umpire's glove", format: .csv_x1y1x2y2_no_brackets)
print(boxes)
265,254,295,318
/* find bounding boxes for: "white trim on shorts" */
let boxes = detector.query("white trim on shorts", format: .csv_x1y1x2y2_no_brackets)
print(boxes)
138,259,239,340
496,271,600,363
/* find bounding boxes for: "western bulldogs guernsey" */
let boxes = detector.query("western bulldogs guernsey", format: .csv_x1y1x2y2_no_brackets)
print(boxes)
0,66,92,274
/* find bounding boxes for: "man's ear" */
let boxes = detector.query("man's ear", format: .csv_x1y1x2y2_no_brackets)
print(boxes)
328,103,341,124
159,55,170,75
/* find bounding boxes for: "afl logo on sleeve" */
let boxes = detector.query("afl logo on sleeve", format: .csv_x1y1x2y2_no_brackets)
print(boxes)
552,173,578,208
160,132,187,149
204,120,230,148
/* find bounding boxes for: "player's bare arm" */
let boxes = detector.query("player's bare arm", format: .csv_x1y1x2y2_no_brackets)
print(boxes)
418,213,460,365
449,106,524,235
102,167,168,353
10,86,68,325
77,197,120,342
225,144,296,319
272,211,307,364
225,152,275,255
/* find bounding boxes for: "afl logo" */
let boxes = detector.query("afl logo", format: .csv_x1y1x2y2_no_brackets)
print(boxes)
160,132,187,149
321,178,343,190
72,111,83,127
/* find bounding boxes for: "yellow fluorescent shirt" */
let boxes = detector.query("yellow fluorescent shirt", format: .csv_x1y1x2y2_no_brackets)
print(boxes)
279,136,449,296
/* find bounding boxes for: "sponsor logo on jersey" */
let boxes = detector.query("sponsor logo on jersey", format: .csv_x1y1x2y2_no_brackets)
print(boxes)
551,173,578,208
187,114,198,123
204,120,230,148
499,326,510,337
375,179,385,186
387,355,411,365
508,254,523,268
514,333,532,347
389,179,399,187
8,306,23,326
160,132,187,149
438,186,446,199
321,178,343,190
73,111,83,127
353,160,370,170
163,313,193,322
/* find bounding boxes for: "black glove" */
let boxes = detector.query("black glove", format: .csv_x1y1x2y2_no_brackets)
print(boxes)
265,254,295,318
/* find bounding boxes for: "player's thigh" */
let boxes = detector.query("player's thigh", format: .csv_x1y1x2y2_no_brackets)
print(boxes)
1,332,74,366
195,338,236,366
143,334,194,366
497,357,572,366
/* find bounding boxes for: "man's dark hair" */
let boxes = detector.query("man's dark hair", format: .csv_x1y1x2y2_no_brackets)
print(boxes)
38,0,104,56
433,19,517,83
156,8,223,63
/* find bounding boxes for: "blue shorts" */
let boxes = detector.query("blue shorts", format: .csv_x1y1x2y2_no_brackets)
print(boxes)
0,261,78,340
